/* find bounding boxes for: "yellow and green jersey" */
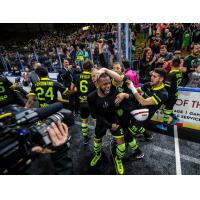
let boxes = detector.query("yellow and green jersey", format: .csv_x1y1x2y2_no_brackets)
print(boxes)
0,76,15,107
74,71,96,104
28,77,68,107
165,69,182,96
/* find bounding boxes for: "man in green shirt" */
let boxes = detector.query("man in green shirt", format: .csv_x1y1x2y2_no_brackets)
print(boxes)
183,43,200,85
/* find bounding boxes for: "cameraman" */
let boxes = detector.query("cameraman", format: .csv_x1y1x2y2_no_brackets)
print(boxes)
25,121,73,175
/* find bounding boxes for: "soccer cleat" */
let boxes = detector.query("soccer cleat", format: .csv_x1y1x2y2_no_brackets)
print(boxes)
114,156,124,175
171,118,180,125
90,153,102,167
143,131,153,141
135,132,143,138
132,148,144,160
83,135,89,145
156,124,168,131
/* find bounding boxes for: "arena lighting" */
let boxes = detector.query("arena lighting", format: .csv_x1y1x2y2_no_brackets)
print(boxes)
82,26,90,31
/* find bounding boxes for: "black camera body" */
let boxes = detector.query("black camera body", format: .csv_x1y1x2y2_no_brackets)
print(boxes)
0,103,74,174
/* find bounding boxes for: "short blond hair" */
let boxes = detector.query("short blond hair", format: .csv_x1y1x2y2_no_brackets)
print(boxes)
33,62,42,69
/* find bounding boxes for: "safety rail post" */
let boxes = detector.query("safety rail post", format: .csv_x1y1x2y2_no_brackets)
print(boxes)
125,23,129,60
56,47,63,69
0,55,8,72
16,52,24,72
33,48,39,63
117,23,122,64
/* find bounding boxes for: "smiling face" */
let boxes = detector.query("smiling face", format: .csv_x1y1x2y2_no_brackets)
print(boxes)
97,75,111,96
146,49,152,59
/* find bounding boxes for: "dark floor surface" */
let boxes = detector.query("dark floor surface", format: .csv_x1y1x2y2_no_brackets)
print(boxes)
25,117,200,175
68,118,200,175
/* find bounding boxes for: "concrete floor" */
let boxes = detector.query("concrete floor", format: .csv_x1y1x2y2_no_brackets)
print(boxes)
69,119,200,175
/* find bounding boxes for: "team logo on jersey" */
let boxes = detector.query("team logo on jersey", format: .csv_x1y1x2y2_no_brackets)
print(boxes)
117,109,124,117
118,87,124,93
102,101,109,108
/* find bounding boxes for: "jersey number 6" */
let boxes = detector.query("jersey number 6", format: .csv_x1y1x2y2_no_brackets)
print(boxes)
80,80,88,93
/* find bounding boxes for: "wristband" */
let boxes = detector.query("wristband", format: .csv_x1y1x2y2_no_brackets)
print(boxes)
128,82,138,94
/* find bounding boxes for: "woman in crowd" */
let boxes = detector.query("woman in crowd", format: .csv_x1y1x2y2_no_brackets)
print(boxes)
139,47,156,83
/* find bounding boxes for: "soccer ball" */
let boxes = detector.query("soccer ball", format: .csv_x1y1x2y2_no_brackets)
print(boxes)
130,108,149,121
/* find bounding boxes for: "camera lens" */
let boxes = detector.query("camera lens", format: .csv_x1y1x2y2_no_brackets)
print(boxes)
45,113,64,125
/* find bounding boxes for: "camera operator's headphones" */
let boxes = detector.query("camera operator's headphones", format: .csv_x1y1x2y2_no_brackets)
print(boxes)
191,58,200,68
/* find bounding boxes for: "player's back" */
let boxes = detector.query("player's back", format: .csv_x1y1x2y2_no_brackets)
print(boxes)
165,69,182,95
32,78,60,107
76,71,95,103
0,76,15,106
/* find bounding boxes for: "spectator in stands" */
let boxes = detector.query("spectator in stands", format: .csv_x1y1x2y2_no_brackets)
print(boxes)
22,67,30,87
156,23,170,34
192,24,200,44
164,32,175,52
189,23,196,32
2,23,200,81
141,23,150,40
82,47,89,60
183,43,200,85
173,24,184,50
160,24,170,43
70,46,76,64
122,59,139,88
163,50,186,73
149,32,161,55
186,58,200,88
155,45,173,68
29,62,41,85
182,27,192,52
11,66,21,76
131,31,136,46
139,47,156,83
57,59,74,89
75,46,84,69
